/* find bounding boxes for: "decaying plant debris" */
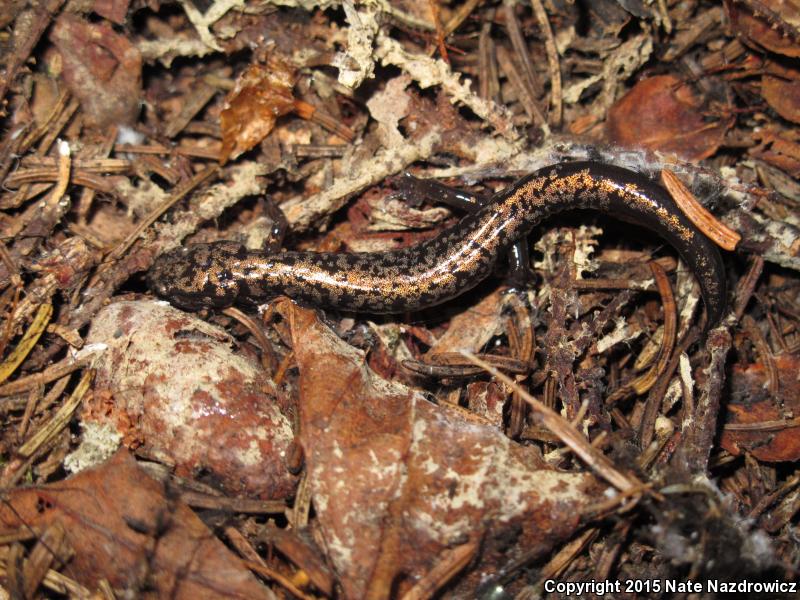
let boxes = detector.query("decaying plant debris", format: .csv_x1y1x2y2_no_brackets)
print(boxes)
0,0,799,598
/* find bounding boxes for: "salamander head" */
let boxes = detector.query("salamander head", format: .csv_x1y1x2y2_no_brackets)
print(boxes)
148,241,246,311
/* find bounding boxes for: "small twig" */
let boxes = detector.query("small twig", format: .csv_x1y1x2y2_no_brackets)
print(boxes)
530,0,562,127
292,100,355,142
0,564,91,598
443,0,483,36
0,0,67,110
107,164,219,261
740,314,780,397
536,528,598,583
0,354,92,397
17,92,71,155
505,293,535,437
747,472,800,520
636,264,679,449
661,169,741,251
502,2,542,97
18,384,43,440
10,155,132,172
179,490,286,514
733,255,764,321
222,306,279,377
4,169,116,195
17,369,93,459
460,351,641,492
114,143,223,160
34,373,71,415
22,521,72,599
400,539,479,600
0,302,53,386
163,82,218,139
478,11,500,102
605,262,678,406
675,328,732,473
724,417,800,432
427,0,450,62
244,559,316,600
634,261,678,395
656,0,673,33
77,125,118,225
37,99,81,160
500,2,550,132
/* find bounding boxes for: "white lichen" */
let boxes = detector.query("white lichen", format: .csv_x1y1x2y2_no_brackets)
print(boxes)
64,422,123,474
333,0,379,88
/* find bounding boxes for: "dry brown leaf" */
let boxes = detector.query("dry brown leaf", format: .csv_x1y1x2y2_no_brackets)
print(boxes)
277,300,598,598
220,56,297,164
390,1,436,28
49,13,142,127
0,450,274,599
720,354,800,462
606,74,732,161
763,75,800,123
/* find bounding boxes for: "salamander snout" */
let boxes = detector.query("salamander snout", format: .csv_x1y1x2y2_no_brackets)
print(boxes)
148,242,246,311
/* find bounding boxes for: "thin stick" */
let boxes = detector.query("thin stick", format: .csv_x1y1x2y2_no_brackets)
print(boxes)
661,169,740,251
459,351,641,492
530,0,562,127
107,165,219,261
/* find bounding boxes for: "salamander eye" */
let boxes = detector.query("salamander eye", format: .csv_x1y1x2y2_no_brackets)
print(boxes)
149,278,169,298
147,255,176,298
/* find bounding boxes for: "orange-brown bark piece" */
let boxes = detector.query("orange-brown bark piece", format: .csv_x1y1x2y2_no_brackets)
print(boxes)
720,354,800,462
0,450,274,599
220,56,297,164
606,75,732,161
725,0,800,58
762,61,800,124
93,0,131,25
751,127,800,177
49,13,142,127
426,288,506,357
277,300,597,599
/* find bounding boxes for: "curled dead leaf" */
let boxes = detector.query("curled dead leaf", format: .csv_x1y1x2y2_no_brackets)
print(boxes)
276,300,598,598
0,450,274,599
606,75,732,161
220,55,297,164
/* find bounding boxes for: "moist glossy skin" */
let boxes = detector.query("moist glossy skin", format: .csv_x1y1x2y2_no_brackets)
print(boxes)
148,162,727,325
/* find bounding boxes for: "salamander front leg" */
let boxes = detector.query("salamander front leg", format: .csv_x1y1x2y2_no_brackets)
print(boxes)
264,198,288,253
394,172,484,210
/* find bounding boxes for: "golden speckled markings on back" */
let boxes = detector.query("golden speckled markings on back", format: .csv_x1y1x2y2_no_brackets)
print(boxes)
148,162,727,326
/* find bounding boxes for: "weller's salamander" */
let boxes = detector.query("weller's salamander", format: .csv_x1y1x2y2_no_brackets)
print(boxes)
148,162,727,325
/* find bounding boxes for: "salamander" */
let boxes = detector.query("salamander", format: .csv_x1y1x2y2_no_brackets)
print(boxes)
147,161,727,326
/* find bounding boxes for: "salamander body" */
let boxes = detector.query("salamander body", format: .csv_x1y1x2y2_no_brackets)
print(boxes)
148,162,727,325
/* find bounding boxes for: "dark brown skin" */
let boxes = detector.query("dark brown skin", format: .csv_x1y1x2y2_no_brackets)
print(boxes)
148,162,727,325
